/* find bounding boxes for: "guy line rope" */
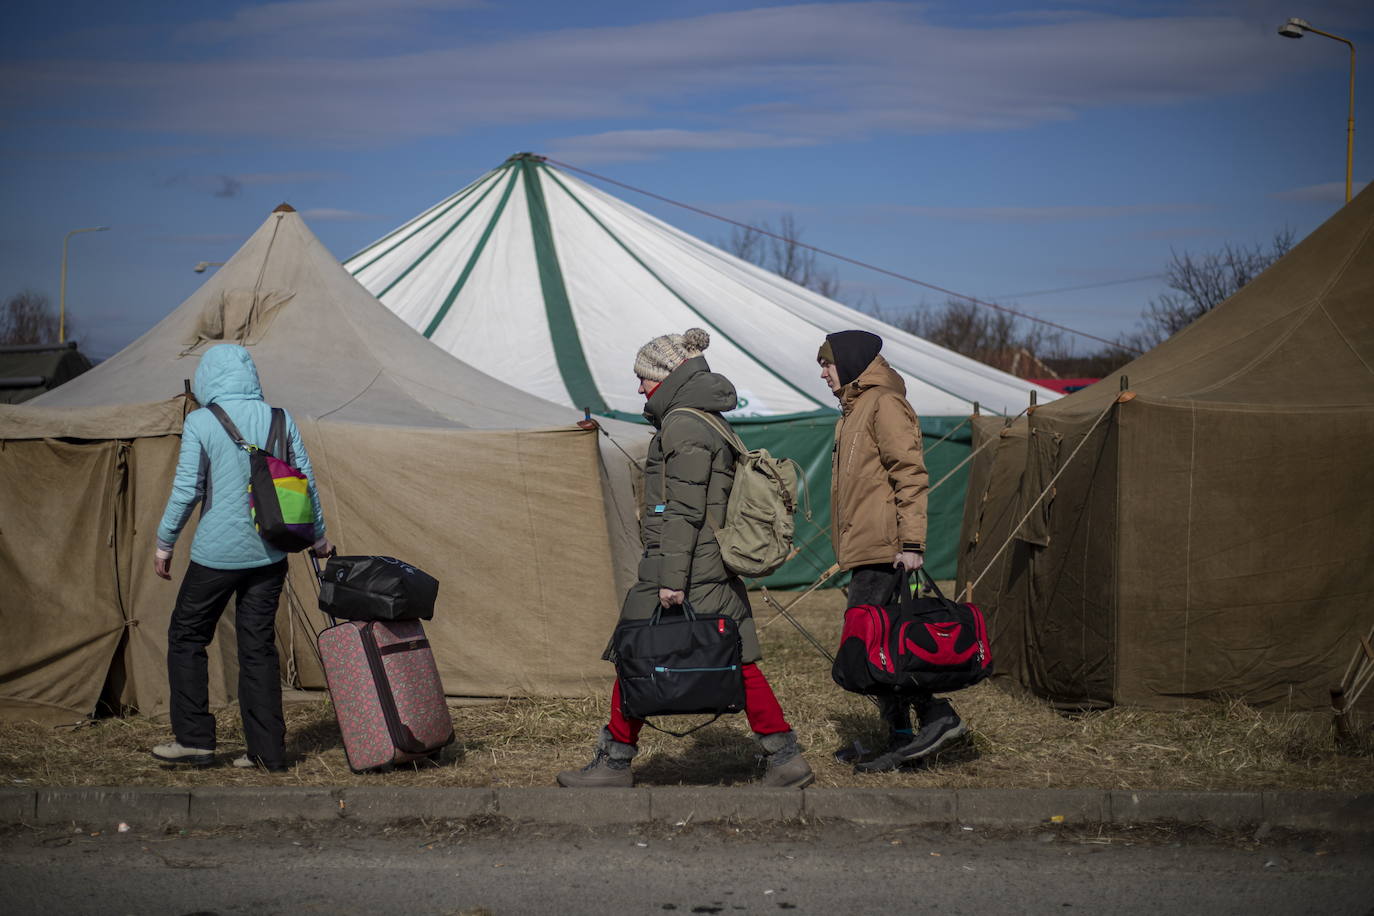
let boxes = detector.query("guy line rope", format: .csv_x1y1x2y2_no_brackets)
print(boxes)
542,156,1142,356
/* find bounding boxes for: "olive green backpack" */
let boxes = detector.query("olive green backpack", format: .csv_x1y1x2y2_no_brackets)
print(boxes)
669,408,810,578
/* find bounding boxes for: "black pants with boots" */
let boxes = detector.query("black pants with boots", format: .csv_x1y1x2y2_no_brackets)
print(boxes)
168,560,289,766
847,563,933,730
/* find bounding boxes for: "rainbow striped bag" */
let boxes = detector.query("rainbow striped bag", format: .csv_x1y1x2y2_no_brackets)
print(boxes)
207,404,317,552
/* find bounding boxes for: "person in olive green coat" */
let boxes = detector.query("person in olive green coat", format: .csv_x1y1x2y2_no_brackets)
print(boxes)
557,329,813,789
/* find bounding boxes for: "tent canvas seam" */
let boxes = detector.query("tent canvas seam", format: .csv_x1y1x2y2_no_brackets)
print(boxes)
422,169,520,339
520,160,609,414
539,166,830,412
374,167,509,298
1317,301,1374,379
346,170,497,268
1182,402,1195,696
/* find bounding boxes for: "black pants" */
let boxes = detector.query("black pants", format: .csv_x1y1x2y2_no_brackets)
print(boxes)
167,560,288,765
846,563,937,731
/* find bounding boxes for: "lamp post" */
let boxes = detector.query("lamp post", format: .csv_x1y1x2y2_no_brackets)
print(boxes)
193,261,225,273
59,226,109,343
1279,17,1357,203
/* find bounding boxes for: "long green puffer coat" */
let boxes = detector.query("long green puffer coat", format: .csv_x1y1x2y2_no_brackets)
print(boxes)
609,355,760,664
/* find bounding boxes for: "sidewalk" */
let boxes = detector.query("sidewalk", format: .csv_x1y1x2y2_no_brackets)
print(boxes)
4,786,1369,833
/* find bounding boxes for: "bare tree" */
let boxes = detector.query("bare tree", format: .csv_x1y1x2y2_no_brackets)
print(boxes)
885,298,1073,378
1137,229,1295,346
1,290,69,346
721,214,842,300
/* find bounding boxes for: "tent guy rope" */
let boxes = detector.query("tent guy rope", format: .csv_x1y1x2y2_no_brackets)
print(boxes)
542,155,1142,355
957,395,1125,603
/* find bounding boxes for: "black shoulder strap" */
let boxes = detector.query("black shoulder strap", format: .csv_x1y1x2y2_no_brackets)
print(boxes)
206,403,251,451
266,408,290,462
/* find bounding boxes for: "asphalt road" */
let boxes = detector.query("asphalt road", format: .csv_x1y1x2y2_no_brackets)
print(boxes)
2,818,1371,915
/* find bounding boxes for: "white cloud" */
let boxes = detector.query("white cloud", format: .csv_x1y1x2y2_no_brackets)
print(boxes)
547,129,815,163
1,3,1331,152
298,207,376,221
173,0,486,47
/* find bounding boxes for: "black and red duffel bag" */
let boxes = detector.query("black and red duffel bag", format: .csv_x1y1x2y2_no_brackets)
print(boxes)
832,569,993,696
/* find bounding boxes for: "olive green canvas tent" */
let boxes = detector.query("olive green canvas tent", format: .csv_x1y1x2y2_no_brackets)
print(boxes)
0,205,642,725
344,153,1058,586
0,341,92,404
958,184,1374,712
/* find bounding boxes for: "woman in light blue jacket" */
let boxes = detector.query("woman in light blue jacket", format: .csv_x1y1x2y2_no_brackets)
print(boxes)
151,344,331,771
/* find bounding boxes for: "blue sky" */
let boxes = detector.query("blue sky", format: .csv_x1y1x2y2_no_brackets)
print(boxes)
2,0,1370,359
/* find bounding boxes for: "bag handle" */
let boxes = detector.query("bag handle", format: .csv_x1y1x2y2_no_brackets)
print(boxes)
649,598,699,626
889,566,947,605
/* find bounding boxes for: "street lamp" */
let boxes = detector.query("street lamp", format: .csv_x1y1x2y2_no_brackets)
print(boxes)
193,261,226,273
1278,17,1357,203
59,226,109,343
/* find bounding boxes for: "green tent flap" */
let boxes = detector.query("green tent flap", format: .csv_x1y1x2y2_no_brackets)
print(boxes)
734,413,971,588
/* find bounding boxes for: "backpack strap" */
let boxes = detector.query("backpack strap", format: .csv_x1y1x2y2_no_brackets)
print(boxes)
206,403,255,454
667,407,746,456
670,407,812,522
664,408,741,535
266,408,291,462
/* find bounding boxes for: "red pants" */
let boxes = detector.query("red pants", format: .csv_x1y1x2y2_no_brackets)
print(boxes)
607,662,790,745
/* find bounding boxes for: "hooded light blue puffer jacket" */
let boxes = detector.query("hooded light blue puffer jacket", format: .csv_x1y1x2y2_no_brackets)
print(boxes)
156,344,326,570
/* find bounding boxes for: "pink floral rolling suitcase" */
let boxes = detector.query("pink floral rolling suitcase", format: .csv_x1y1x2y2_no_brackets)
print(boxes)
317,619,455,772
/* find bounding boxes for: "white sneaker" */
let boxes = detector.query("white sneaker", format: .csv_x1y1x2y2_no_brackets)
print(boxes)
233,754,288,772
151,741,214,767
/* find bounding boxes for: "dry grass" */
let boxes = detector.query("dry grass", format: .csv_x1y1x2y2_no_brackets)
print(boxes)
3,587,1371,790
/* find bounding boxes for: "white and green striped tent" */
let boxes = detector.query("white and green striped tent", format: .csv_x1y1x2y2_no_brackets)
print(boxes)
346,153,1057,585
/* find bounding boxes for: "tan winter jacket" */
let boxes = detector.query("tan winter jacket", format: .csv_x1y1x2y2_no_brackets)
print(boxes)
830,355,929,570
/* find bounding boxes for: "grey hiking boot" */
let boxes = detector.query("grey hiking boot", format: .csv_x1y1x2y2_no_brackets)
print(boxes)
757,731,815,788
556,728,636,788
856,699,968,773
151,741,214,767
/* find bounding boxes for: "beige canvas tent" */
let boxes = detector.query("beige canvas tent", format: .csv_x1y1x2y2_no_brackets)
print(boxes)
958,184,1374,712
0,205,644,725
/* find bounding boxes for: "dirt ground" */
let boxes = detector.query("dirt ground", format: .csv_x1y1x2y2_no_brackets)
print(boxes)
2,586,1370,790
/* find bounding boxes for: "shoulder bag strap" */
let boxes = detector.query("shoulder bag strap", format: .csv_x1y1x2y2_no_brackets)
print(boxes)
205,403,254,453
266,407,291,462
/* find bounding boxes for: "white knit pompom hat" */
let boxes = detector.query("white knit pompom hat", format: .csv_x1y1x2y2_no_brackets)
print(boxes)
633,328,710,381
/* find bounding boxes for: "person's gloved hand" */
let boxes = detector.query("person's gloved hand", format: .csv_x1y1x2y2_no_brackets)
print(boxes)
154,547,173,581
311,538,336,559
658,587,685,608
893,550,924,573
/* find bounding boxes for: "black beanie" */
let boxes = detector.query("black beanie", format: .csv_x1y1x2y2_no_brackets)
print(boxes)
825,330,883,386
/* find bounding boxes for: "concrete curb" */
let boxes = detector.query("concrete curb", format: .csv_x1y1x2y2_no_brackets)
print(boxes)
3,787,1369,833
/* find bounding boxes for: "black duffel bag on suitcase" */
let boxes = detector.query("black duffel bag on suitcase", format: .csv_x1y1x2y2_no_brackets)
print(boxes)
317,555,439,621
612,601,745,735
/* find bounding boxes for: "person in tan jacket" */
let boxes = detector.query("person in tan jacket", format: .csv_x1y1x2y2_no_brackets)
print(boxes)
820,329,968,772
